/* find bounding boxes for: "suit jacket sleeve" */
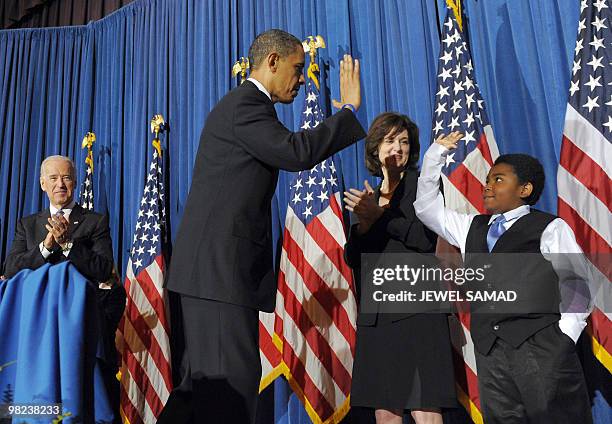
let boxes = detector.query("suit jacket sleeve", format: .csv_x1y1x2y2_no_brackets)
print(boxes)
344,215,363,269
233,93,366,171
4,218,46,278
67,213,114,283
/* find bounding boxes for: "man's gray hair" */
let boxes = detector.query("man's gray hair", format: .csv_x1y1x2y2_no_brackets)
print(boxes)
248,29,302,70
40,155,76,178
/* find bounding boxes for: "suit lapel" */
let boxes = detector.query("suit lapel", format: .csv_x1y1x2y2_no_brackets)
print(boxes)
35,210,64,262
35,210,51,243
68,204,85,237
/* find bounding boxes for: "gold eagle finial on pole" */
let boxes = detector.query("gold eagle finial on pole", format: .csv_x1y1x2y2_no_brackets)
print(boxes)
446,0,463,31
232,57,250,84
150,115,166,156
302,35,326,90
81,132,96,172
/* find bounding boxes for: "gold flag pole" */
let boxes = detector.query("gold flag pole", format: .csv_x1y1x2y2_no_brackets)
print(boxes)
150,115,166,156
446,0,463,31
302,35,326,89
81,132,96,172
232,57,250,84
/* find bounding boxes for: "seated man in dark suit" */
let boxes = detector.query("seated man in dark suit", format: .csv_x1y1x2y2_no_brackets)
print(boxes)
4,155,113,282
4,155,121,420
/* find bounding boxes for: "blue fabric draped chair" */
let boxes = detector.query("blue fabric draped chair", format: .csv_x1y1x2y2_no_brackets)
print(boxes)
0,262,113,423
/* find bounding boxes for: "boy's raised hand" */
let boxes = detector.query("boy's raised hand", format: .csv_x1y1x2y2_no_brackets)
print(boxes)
435,131,463,150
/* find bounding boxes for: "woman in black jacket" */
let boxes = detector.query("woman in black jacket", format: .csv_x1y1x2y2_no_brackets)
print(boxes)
344,112,456,424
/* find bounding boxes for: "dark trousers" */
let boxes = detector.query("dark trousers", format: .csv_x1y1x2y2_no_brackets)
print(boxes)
475,323,591,424
99,361,121,424
158,295,261,424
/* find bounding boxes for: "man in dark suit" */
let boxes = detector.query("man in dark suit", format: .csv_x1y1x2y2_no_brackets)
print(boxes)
162,29,365,423
4,155,113,282
4,155,122,421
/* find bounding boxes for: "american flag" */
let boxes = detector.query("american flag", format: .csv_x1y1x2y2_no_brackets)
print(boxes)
117,147,172,424
432,8,500,423
558,0,611,373
259,78,358,423
78,148,94,210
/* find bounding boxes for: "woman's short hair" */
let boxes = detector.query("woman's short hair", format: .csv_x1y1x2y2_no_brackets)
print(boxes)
364,112,420,177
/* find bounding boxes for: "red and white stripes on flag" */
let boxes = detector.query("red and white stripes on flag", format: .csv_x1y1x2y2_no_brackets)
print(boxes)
558,0,612,372
274,187,357,424
432,7,500,423
117,148,172,424
259,309,283,390
259,78,357,424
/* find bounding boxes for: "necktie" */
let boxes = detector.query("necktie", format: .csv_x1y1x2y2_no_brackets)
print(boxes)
486,215,507,252
55,210,67,244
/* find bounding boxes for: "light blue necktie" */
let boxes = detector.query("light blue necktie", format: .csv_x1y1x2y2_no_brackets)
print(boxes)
486,215,507,252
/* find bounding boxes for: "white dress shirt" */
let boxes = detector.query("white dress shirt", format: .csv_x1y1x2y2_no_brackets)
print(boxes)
39,201,76,258
413,143,591,343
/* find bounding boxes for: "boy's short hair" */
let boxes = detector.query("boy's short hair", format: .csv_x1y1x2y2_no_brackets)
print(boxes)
494,154,545,206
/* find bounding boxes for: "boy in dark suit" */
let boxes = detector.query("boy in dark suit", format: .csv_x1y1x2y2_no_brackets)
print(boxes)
414,133,592,423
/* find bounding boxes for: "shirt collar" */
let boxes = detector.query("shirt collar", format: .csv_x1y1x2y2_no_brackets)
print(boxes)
247,77,272,101
50,200,76,216
488,204,530,225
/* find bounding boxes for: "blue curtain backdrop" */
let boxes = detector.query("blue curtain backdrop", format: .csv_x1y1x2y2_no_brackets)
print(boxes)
1,0,608,422
439,0,581,211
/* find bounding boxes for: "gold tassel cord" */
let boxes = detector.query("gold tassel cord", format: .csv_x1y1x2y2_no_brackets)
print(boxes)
446,0,463,31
